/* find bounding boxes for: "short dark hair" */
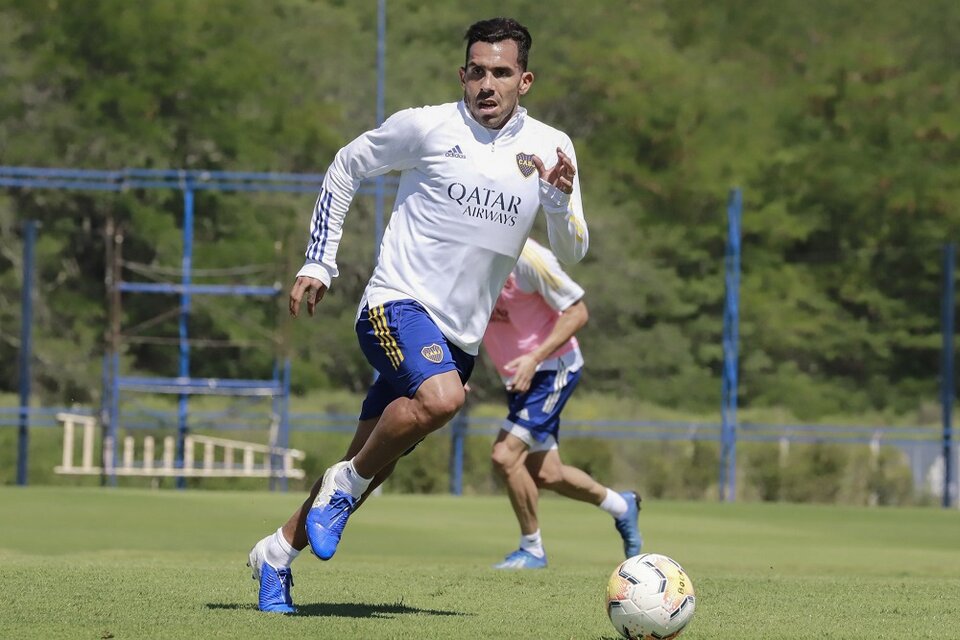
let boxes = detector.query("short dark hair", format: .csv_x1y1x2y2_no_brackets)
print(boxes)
463,17,532,71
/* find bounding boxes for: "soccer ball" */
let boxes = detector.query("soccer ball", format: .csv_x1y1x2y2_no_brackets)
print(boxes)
605,553,696,640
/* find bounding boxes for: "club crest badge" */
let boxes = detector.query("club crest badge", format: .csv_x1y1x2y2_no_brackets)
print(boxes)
420,343,443,363
516,152,537,178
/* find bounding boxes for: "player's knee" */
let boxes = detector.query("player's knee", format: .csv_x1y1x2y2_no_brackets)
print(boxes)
415,384,464,427
533,463,563,489
490,443,516,474
423,393,463,425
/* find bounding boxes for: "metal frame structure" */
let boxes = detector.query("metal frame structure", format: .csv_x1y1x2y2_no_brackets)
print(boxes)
719,188,742,501
717,191,959,506
3,167,396,488
9,0,391,489
16,220,38,486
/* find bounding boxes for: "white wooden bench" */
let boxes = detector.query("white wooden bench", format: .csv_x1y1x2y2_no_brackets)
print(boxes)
54,412,305,479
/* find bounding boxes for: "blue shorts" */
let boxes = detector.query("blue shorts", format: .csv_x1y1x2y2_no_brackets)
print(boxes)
505,367,582,444
357,299,475,420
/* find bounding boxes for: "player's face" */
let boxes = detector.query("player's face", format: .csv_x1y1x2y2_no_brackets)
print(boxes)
459,40,533,130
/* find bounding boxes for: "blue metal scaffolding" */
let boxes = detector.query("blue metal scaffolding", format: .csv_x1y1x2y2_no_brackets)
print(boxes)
3,165,396,488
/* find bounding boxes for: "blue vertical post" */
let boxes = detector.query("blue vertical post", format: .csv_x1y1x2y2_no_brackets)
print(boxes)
176,183,194,489
373,0,386,259
270,358,293,492
280,358,292,490
16,219,38,486
720,188,742,502
269,359,280,492
449,407,467,496
941,243,956,508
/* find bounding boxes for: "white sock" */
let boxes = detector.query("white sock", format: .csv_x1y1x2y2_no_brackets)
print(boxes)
263,527,299,568
600,488,629,519
335,458,372,498
520,529,545,558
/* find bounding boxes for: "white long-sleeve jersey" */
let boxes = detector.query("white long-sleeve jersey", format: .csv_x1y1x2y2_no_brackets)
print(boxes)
296,100,588,355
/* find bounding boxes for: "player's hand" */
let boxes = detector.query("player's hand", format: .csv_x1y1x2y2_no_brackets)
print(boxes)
504,354,538,394
531,147,576,195
289,276,327,318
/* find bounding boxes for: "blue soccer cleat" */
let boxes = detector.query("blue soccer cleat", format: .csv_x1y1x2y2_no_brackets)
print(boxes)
614,490,643,558
305,461,357,561
493,548,548,570
248,539,295,613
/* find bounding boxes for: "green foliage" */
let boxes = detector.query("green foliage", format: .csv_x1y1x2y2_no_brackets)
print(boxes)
1,0,959,422
381,434,450,494
741,440,918,506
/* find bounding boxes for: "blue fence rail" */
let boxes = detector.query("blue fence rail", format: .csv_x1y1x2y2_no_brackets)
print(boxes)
3,406,948,499
3,165,402,489
3,407,941,443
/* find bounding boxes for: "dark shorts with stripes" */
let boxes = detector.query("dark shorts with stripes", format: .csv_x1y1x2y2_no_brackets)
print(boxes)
506,367,582,444
356,299,475,420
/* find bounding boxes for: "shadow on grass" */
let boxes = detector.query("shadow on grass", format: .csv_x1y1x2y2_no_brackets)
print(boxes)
207,601,468,618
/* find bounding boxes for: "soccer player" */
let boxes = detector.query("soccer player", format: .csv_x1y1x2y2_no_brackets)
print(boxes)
484,238,641,569
247,17,588,613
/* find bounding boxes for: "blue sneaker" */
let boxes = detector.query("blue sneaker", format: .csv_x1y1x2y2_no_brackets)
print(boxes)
493,549,548,569
305,461,357,560
614,491,643,558
248,539,295,613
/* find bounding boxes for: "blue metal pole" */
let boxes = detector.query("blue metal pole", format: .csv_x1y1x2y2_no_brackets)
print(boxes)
374,0,386,260
278,358,292,492
176,184,194,489
269,359,280,493
267,358,292,492
941,243,956,508
16,219,38,486
449,408,466,496
720,188,742,502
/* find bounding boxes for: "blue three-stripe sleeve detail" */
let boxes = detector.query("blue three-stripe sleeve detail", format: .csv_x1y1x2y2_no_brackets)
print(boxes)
307,189,333,261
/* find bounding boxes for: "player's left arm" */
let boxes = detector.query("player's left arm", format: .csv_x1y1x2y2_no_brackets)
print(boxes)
532,137,589,264
504,299,588,393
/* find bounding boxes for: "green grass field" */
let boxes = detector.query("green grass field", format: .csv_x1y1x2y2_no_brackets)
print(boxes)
0,487,957,639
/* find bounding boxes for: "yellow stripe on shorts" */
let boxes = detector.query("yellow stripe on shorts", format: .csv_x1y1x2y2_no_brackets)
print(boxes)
370,305,404,369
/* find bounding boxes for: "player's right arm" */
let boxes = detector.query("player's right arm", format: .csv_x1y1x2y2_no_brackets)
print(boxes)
291,108,428,316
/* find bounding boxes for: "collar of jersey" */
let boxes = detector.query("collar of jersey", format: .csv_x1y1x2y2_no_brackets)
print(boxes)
458,100,526,144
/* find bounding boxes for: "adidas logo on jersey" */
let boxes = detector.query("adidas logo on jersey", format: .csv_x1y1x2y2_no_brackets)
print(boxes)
444,144,467,159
